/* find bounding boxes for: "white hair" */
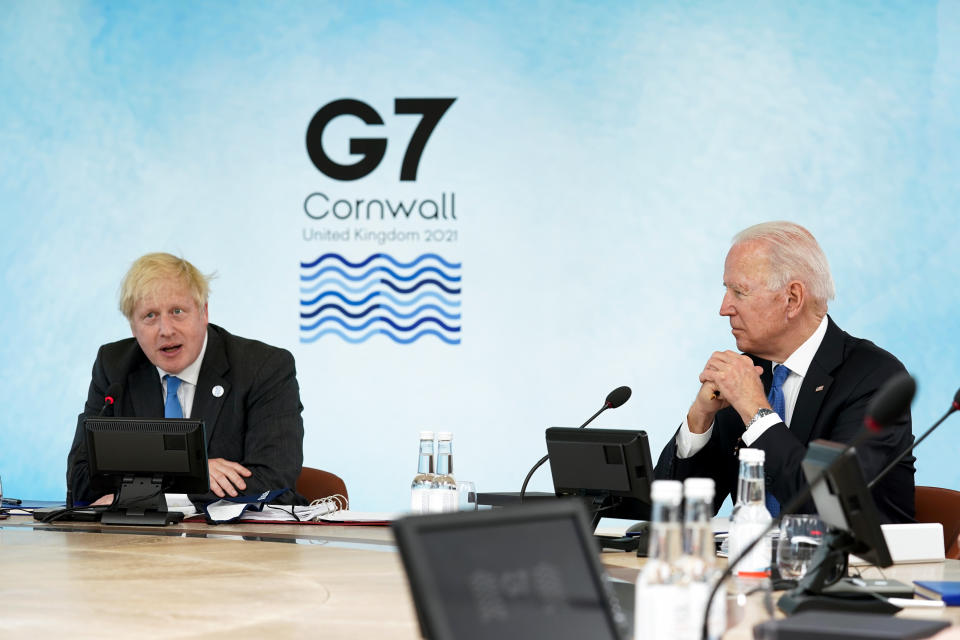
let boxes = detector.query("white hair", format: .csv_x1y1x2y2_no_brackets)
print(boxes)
733,221,835,312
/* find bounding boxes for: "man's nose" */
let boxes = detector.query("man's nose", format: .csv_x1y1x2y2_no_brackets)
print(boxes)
157,314,173,334
719,291,734,316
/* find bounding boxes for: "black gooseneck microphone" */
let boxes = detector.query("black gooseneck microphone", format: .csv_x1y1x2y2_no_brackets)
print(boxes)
699,372,916,640
868,386,960,489
98,383,123,416
518,386,632,503
67,383,124,508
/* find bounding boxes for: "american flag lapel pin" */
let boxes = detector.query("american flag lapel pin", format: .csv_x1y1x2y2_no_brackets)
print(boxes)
815,385,824,392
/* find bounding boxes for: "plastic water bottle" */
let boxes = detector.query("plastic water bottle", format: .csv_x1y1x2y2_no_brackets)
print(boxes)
677,477,726,640
728,448,773,586
429,431,457,513
410,431,435,513
635,479,685,639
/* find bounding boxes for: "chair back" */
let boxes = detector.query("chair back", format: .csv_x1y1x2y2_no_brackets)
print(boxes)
914,485,960,559
296,466,349,504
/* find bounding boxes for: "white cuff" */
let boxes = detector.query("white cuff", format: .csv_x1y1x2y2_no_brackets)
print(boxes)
676,417,713,459
741,412,783,446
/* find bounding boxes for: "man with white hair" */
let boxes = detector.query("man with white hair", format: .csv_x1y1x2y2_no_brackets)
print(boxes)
654,221,915,523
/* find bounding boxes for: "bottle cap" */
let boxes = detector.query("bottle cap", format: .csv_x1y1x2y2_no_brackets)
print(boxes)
738,447,765,463
437,431,453,440
650,479,683,504
419,430,435,440
683,477,715,499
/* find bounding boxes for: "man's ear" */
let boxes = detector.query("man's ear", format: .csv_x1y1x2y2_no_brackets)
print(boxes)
785,281,805,318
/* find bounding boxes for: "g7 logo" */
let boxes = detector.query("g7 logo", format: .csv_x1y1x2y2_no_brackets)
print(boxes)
306,98,456,181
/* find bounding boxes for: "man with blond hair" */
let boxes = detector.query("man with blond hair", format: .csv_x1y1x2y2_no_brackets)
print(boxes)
67,253,305,505
655,222,915,523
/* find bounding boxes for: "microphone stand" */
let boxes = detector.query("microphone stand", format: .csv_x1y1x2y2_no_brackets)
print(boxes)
868,402,958,490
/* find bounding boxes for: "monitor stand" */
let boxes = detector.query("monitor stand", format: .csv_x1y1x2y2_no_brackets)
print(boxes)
586,495,648,554
99,475,184,526
777,530,903,615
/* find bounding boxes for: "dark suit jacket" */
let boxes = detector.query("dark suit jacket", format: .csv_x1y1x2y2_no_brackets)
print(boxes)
654,316,915,524
67,323,306,505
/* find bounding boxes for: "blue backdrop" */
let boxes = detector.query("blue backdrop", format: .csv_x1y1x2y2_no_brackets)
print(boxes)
1,1,958,513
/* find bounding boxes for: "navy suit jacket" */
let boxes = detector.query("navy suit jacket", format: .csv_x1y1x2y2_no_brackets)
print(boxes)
654,317,915,524
67,323,306,505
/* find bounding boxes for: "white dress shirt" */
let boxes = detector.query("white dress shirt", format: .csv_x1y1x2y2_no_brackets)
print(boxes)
156,333,208,419
156,333,208,507
676,315,829,458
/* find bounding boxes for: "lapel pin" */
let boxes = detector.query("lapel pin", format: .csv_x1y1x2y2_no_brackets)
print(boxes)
815,385,824,392
212,385,224,398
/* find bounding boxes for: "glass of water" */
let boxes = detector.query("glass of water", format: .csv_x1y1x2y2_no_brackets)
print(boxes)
776,514,824,579
456,480,477,511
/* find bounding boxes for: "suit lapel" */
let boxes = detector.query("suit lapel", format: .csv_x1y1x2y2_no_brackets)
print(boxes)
192,326,230,448
128,361,163,417
789,316,844,445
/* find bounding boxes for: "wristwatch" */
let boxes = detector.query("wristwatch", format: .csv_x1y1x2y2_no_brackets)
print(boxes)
747,407,775,429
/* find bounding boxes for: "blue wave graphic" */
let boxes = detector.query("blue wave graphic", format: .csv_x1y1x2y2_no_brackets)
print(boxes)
299,296,460,320
301,290,375,307
301,253,461,270
300,278,378,295
300,328,461,345
300,287,460,308
299,253,461,345
381,278,460,294
301,264,461,283
300,302,463,321
300,315,460,333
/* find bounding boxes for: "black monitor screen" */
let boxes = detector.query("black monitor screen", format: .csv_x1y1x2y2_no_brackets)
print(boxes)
545,427,654,522
392,502,627,640
86,417,209,496
802,439,892,568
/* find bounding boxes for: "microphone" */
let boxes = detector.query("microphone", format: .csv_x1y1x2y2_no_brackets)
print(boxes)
864,372,916,432
605,385,632,409
98,383,123,416
67,383,123,508
868,385,960,489
699,372,916,640
577,385,632,428
519,386,632,503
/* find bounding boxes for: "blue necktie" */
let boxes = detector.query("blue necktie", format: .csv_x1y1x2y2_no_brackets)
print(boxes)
765,364,791,517
164,375,183,419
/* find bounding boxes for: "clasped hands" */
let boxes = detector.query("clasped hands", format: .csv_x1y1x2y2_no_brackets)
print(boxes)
687,350,771,433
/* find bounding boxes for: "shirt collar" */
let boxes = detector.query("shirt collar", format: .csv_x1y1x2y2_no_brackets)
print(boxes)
778,315,829,379
156,330,208,386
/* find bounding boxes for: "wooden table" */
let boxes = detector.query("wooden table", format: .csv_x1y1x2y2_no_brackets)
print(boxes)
0,517,416,639
2,516,958,639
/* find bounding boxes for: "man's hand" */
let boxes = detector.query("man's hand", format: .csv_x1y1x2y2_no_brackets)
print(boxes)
687,379,730,434
207,458,253,498
91,494,114,506
696,350,770,427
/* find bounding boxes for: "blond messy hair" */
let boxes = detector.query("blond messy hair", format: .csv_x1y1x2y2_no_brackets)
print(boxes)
119,253,213,321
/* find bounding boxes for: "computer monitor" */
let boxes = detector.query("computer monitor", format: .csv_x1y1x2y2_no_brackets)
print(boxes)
392,500,630,640
778,439,897,614
85,416,209,525
804,439,892,568
545,427,654,528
